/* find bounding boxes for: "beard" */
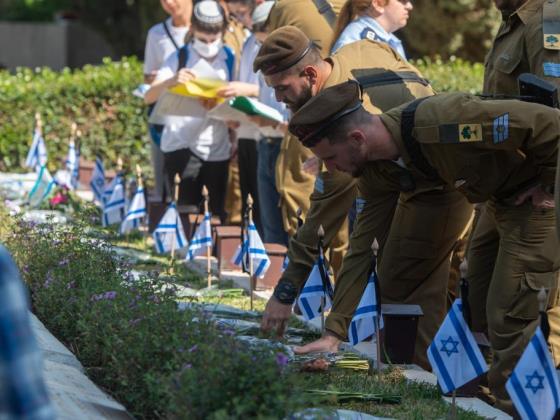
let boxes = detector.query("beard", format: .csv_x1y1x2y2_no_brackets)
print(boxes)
287,84,313,112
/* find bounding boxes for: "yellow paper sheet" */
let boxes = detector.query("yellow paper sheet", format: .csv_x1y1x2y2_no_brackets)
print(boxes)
170,78,226,100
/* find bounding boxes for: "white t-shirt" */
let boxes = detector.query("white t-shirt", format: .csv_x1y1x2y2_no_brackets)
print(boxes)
155,44,233,161
144,17,189,76
236,34,261,141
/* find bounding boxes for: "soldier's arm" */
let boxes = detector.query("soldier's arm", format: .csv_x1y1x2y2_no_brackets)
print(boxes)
273,170,357,304
325,178,399,339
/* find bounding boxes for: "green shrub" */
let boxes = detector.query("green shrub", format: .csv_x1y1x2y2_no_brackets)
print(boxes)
0,56,484,177
414,56,485,94
1,213,304,419
0,57,148,173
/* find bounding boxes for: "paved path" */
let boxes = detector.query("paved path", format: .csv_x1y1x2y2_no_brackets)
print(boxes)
31,314,131,419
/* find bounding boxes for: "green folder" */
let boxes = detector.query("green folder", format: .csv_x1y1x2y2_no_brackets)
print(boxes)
230,96,285,123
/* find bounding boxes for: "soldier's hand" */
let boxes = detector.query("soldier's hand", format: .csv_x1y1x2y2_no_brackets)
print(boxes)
261,296,292,337
293,333,341,354
302,156,320,175
515,185,555,209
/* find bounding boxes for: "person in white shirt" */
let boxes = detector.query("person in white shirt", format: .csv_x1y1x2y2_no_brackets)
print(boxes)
330,0,412,57
145,1,235,221
143,0,192,202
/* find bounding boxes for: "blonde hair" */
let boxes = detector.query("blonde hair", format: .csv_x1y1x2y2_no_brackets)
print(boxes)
330,0,389,52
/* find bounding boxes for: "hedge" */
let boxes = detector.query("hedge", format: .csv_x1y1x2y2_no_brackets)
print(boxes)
0,56,484,174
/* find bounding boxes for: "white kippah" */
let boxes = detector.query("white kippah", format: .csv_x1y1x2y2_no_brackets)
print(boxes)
252,1,275,25
194,0,224,25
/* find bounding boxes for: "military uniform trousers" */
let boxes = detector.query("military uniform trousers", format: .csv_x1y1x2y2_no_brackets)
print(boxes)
466,200,560,414
328,184,473,370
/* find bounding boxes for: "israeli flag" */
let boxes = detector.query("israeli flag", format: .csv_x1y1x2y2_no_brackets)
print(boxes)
506,327,560,420
153,203,188,254
232,222,270,278
185,212,212,261
102,176,126,227
25,129,47,170
427,299,488,394
102,176,119,208
28,166,56,208
65,141,79,189
90,156,105,204
282,255,289,272
348,269,383,346
120,186,146,234
297,252,334,321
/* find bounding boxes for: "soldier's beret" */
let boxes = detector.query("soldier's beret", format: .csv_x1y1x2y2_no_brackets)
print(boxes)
253,26,313,75
289,80,364,147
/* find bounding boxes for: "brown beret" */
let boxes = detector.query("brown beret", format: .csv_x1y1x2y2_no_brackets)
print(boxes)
289,80,363,147
253,26,313,75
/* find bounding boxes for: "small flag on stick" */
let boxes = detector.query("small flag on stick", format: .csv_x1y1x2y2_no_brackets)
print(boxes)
25,113,47,170
427,299,488,395
90,156,105,204
120,165,146,234
102,175,125,227
28,165,56,208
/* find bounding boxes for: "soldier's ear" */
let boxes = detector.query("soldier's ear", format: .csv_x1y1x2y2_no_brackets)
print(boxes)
302,66,319,83
348,129,366,146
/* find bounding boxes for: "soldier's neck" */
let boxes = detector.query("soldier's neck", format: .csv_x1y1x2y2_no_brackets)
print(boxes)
314,60,333,92
366,117,400,161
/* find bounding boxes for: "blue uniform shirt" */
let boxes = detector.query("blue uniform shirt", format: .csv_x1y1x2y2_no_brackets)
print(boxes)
331,15,407,60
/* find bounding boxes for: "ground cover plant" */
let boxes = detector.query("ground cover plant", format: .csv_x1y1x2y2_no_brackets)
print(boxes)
0,206,485,419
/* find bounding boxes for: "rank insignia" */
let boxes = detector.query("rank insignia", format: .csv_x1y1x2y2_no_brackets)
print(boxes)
544,62,560,77
544,34,560,50
360,28,378,42
458,124,483,142
493,113,509,144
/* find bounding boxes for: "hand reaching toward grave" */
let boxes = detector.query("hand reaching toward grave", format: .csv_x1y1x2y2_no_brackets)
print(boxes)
261,296,292,338
293,333,341,354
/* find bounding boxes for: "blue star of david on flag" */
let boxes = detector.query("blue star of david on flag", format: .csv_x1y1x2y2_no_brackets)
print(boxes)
297,250,334,321
427,299,488,394
493,113,509,144
153,202,188,254
185,212,213,261
506,326,560,420
440,336,460,357
348,267,383,346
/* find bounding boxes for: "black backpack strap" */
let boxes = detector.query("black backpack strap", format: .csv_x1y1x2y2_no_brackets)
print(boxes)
177,46,188,71
162,20,181,51
400,98,440,181
355,70,431,88
311,0,337,29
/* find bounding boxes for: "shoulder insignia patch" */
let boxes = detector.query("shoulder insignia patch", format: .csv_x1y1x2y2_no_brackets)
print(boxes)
493,113,509,144
544,34,560,50
314,174,324,194
360,28,378,42
544,62,560,77
458,124,483,142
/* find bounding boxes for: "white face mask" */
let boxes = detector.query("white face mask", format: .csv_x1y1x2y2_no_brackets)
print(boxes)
192,38,223,59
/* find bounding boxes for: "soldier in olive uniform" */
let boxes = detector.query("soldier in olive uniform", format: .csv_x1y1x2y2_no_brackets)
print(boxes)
290,80,560,415
265,0,347,254
256,27,473,368
469,0,560,410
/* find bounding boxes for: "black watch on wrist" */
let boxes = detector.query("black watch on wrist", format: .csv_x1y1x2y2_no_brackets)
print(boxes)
273,280,298,305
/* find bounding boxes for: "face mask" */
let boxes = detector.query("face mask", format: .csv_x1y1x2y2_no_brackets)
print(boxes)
193,38,223,59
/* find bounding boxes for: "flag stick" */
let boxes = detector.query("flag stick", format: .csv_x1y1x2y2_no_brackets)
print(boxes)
372,238,382,375
451,390,457,420
318,224,326,335
202,185,212,289
35,112,42,134
247,194,255,311
169,173,181,274
135,164,145,245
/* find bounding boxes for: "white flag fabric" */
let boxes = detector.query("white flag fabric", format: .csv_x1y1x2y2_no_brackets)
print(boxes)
102,176,119,208
348,269,383,345
185,212,212,261
153,203,188,254
28,166,56,208
90,157,105,204
25,129,47,170
64,141,79,189
120,186,146,234
506,327,560,420
297,252,334,321
231,222,270,278
427,299,488,394
102,176,125,227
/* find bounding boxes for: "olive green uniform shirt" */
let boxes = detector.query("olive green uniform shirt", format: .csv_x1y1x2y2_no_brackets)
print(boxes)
380,93,560,202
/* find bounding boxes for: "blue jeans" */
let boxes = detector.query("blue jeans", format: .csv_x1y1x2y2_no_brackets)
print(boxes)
257,138,288,245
